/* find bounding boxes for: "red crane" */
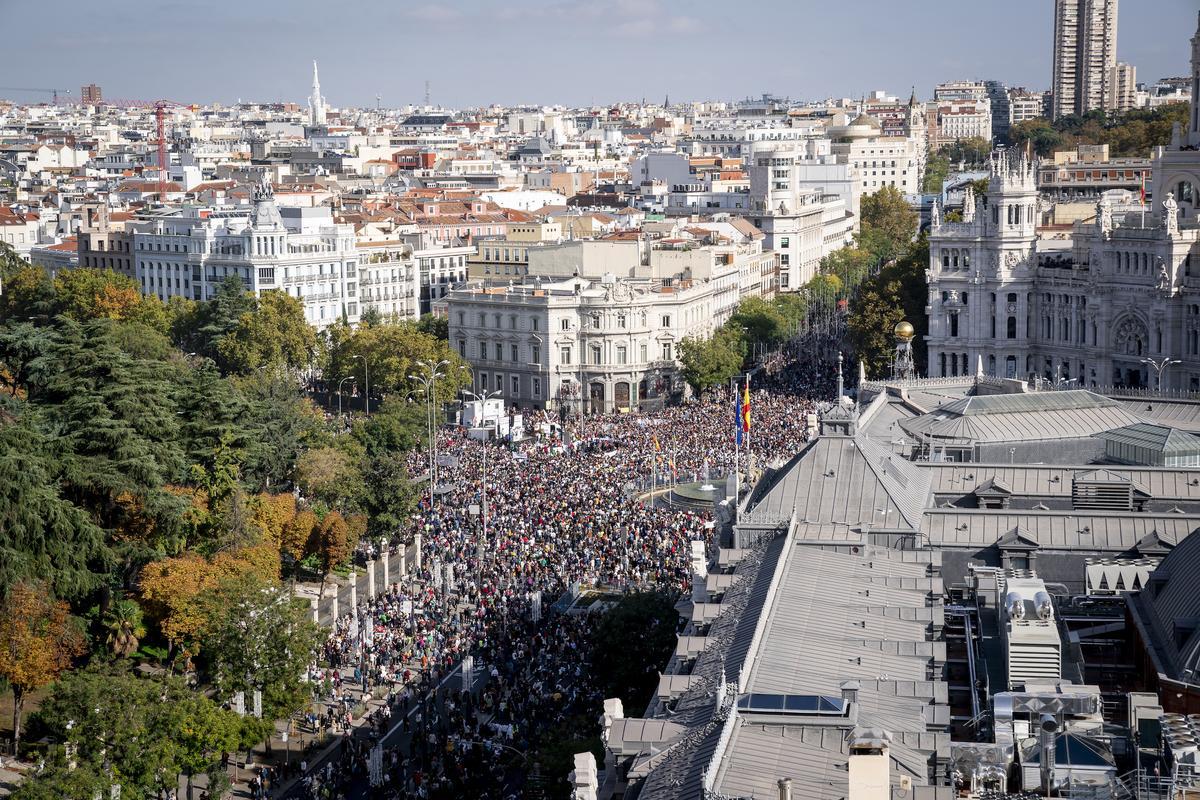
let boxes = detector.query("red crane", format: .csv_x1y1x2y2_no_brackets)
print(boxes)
98,98,196,197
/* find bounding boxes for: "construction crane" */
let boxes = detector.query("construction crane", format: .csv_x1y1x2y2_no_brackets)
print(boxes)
0,86,72,104
99,98,197,197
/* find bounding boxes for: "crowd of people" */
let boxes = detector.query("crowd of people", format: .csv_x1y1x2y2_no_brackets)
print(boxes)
283,360,836,799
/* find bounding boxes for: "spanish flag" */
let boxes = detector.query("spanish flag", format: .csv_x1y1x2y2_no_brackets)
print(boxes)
741,379,751,434
653,434,661,452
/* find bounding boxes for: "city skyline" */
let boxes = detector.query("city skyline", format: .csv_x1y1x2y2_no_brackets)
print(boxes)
0,0,1195,108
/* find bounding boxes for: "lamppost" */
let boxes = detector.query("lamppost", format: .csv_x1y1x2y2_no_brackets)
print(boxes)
462,388,501,586
351,354,370,414
337,375,355,422
410,359,467,506
1141,356,1180,392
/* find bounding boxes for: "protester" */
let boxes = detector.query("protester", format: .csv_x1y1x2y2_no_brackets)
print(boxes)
287,357,832,799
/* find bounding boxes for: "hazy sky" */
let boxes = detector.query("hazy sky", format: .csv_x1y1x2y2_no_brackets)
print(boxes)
0,0,1195,108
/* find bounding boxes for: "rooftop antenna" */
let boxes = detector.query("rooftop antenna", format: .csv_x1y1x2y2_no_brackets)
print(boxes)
425,80,431,108
376,94,381,110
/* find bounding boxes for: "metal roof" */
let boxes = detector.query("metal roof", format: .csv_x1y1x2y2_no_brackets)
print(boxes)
926,463,1200,501
745,435,930,530
1097,423,1200,455
899,400,1143,445
922,511,1197,551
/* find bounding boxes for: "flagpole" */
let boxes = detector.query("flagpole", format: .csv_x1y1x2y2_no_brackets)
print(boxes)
732,377,740,503
745,377,752,484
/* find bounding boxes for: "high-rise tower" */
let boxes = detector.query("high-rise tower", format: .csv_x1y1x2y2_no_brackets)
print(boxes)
309,60,327,127
1052,0,1118,119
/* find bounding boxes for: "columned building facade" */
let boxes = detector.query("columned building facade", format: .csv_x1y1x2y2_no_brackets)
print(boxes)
928,17,1200,389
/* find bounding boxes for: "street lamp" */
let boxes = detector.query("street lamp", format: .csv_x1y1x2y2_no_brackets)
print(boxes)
410,359,466,506
1141,356,1181,392
351,354,370,414
337,375,355,421
462,388,502,586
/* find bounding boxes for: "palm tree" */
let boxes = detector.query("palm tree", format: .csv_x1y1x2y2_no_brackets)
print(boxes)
103,597,146,658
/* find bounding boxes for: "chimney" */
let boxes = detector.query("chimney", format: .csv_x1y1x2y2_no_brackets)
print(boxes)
778,778,793,800
848,731,891,800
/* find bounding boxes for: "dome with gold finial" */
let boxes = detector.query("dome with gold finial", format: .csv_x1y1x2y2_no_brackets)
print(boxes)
894,320,915,342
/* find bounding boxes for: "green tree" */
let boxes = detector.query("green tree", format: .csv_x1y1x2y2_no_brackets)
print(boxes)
53,268,169,333
296,445,365,512
847,235,930,377
938,136,992,166
362,450,417,541
922,152,951,194
0,414,111,598
198,574,321,722
589,592,679,710
30,667,244,800
102,596,147,658
416,313,449,340
329,319,470,400
233,371,324,492
352,395,428,456
216,289,316,375
28,319,187,559
729,296,788,349
860,185,918,259
678,328,744,393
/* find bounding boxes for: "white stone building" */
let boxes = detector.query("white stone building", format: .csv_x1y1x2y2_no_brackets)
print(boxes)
926,17,1200,390
125,184,360,329
746,140,855,290
447,274,717,413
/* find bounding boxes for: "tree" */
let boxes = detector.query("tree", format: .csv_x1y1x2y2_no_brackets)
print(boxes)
0,582,86,756
315,511,356,596
29,667,244,800
216,289,316,375
0,414,111,599
198,574,321,722
328,319,470,400
296,445,363,511
416,313,449,340
362,451,417,541
175,274,254,364
139,544,281,654
848,235,929,377
233,371,324,492
860,185,918,258
938,136,991,166
0,266,55,322
53,268,169,333
102,596,147,658
28,319,188,562
353,396,428,456
922,152,951,194
729,296,788,349
678,328,744,393
590,592,678,710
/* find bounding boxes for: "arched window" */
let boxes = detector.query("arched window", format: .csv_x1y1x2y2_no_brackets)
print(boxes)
1007,316,1017,339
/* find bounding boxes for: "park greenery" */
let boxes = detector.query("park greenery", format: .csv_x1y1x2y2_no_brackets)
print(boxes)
0,247,461,792
1009,102,1190,159
679,185,925,390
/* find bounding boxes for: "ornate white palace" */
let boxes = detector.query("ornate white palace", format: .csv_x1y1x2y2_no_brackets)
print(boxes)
925,13,1200,391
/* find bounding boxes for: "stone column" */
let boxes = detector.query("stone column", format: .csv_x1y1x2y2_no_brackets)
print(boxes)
414,533,423,571
367,560,376,599
331,587,339,622
311,597,319,624
349,571,358,617
382,549,390,588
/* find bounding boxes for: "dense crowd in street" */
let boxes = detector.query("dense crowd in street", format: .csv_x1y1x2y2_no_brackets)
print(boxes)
286,360,837,799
